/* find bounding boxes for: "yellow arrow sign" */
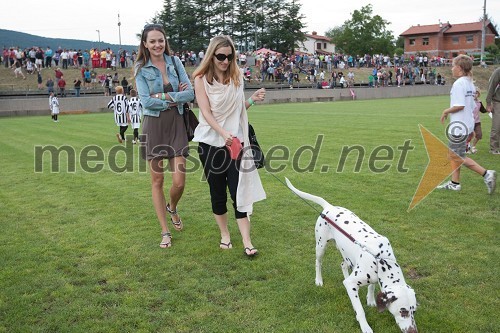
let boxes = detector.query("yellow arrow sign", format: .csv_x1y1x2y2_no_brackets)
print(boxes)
408,125,465,211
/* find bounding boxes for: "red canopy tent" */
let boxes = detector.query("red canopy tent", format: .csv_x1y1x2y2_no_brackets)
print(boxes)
255,48,282,55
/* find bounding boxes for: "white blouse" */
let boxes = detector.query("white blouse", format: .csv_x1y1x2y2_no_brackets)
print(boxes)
192,76,244,146
193,74,266,215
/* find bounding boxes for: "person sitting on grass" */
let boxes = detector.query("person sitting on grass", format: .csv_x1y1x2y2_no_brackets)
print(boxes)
25,59,35,74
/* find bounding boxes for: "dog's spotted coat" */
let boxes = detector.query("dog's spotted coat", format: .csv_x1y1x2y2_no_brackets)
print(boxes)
286,178,418,333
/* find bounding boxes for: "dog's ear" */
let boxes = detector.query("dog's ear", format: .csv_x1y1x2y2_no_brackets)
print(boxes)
376,291,398,312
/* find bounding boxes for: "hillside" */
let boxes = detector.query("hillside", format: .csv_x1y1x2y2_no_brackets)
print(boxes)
0,29,137,52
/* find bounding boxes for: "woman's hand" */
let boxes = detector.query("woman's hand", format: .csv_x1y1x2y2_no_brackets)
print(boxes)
252,88,266,102
221,130,234,146
179,82,188,91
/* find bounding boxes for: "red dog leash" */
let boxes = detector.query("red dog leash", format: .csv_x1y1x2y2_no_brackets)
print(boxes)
320,212,356,243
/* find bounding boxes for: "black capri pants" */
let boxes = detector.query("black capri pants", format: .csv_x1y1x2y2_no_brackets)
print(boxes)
198,142,247,219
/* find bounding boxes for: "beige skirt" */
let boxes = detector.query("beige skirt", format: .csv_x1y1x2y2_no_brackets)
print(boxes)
140,107,189,160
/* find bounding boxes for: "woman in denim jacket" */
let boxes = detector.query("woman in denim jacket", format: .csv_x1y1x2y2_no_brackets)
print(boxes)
134,23,194,249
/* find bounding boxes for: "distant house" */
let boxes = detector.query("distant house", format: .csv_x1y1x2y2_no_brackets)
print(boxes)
400,20,498,59
297,31,335,55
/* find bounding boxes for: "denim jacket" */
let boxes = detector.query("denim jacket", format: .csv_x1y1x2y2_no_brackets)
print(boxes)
134,54,194,117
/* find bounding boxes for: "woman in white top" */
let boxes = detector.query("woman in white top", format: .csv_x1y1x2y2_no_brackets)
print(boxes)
192,35,266,257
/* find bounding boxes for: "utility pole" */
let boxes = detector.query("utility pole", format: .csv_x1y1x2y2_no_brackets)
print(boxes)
96,30,101,49
118,14,122,48
253,4,258,51
480,0,486,67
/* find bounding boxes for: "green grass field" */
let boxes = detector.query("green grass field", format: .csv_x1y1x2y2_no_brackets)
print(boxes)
0,96,498,333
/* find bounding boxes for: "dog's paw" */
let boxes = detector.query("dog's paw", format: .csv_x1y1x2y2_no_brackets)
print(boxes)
367,299,377,307
315,279,323,286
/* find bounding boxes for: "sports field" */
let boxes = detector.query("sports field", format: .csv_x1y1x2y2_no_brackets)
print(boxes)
0,96,498,332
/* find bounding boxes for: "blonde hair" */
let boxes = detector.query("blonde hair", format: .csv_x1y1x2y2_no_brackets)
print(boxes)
192,35,241,86
115,85,124,94
453,55,473,76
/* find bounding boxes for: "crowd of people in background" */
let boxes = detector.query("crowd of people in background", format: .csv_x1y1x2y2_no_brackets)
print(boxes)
2,43,462,97
1,45,142,97
231,51,451,89
2,46,137,71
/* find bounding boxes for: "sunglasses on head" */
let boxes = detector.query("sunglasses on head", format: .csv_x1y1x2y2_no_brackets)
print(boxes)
143,23,163,30
214,53,234,62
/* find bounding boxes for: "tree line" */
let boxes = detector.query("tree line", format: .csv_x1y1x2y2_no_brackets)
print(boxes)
152,3,405,56
153,0,306,54
150,2,500,60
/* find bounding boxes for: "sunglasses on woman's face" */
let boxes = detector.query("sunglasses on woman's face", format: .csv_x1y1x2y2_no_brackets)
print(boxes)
214,53,234,62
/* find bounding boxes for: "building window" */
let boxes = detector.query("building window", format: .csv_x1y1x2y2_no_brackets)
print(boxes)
466,35,473,43
316,42,322,50
409,38,415,46
452,36,459,44
324,43,327,49
422,37,429,45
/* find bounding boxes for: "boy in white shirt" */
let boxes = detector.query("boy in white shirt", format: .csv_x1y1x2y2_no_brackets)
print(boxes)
437,55,496,194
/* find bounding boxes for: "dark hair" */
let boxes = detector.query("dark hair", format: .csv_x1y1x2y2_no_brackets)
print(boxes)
134,24,171,76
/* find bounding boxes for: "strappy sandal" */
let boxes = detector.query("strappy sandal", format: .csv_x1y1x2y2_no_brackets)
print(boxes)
166,203,183,231
244,247,258,257
220,241,233,250
160,232,172,248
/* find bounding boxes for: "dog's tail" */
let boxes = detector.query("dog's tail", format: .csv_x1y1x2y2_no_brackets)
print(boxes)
285,177,329,210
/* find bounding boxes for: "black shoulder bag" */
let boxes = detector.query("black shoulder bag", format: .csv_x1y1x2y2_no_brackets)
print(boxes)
171,56,198,141
248,123,265,169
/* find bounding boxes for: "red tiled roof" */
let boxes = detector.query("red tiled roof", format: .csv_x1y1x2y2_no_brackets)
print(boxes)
445,21,485,33
400,23,449,36
305,33,331,42
445,21,498,35
400,20,498,36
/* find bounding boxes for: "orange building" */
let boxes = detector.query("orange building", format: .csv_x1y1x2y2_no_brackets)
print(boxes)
400,20,498,59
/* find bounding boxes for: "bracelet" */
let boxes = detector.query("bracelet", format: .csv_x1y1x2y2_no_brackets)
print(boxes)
248,97,255,106
155,93,159,99
162,93,166,100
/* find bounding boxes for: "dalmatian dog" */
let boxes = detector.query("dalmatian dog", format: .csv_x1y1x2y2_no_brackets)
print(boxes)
285,178,418,333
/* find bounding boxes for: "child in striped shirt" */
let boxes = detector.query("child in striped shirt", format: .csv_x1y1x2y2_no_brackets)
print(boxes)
128,89,143,144
107,85,130,143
